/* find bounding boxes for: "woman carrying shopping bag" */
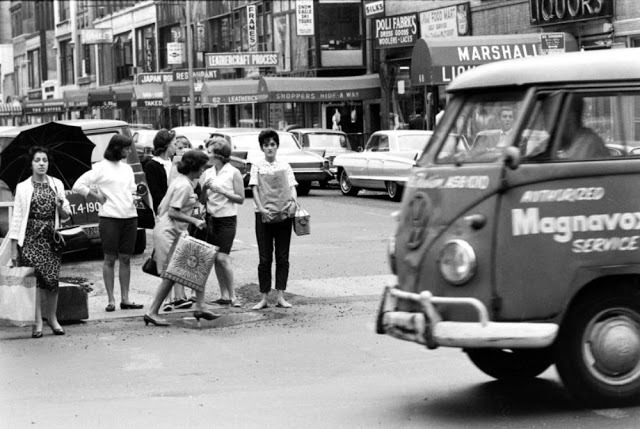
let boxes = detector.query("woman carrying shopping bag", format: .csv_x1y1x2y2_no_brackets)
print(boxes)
8,146,71,338
143,150,220,326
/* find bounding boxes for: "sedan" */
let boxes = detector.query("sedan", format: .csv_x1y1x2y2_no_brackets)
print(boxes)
288,128,356,187
171,126,219,150
209,128,332,196
333,130,433,201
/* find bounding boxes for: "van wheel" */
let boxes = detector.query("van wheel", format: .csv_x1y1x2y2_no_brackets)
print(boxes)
133,229,146,255
386,181,403,201
466,348,553,381
339,170,360,196
554,288,640,406
297,182,311,196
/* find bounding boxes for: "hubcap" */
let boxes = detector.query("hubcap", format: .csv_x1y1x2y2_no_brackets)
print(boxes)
341,172,351,191
584,310,640,384
388,182,397,197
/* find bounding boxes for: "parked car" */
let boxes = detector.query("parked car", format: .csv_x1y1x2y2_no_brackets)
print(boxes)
288,128,355,187
170,126,218,150
132,129,158,163
209,128,332,196
0,120,153,254
332,130,434,201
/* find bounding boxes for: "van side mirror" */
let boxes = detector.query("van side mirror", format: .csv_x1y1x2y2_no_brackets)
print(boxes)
136,183,148,196
503,147,521,170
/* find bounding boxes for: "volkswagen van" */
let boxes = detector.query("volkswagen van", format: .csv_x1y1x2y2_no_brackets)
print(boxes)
0,120,153,254
377,48,640,406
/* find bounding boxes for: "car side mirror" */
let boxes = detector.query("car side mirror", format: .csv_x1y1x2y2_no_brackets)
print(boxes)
503,146,521,170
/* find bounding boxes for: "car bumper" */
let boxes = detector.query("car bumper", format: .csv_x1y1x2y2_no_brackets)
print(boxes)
376,286,558,349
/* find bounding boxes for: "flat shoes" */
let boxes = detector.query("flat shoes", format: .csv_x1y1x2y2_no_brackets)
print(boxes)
120,302,143,310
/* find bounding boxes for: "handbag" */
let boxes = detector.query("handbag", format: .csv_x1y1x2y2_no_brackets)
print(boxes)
52,230,66,253
161,232,218,292
293,202,310,236
142,250,159,277
136,196,156,230
0,265,37,327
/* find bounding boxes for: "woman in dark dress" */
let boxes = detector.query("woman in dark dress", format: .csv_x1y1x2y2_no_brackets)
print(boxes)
8,146,71,338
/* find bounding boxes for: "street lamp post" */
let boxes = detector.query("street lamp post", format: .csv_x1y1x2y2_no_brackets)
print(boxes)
185,0,196,124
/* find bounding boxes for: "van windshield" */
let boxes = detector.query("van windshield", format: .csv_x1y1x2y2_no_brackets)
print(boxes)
433,92,526,164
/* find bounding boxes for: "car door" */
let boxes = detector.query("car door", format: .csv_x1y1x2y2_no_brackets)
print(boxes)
366,134,388,187
346,134,377,186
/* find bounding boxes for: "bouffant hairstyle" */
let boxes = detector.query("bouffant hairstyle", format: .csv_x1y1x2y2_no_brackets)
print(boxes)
28,145,52,162
152,129,175,156
104,134,132,161
175,135,192,149
206,137,231,164
258,129,279,149
177,149,209,175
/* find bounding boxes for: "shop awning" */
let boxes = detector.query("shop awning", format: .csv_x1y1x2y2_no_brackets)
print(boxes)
257,74,381,102
163,81,201,106
0,102,22,117
410,33,578,86
112,83,134,109
24,99,65,115
63,88,89,109
132,84,164,108
88,88,116,109
201,79,267,105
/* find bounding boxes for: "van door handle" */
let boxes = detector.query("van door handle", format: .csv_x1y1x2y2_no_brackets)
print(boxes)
464,214,486,230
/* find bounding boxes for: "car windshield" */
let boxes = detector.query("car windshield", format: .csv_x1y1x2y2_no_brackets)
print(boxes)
431,91,527,164
230,133,300,151
306,134,347,149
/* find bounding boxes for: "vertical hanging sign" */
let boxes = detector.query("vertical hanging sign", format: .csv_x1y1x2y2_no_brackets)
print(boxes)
296,0,314,36
247,5,257,48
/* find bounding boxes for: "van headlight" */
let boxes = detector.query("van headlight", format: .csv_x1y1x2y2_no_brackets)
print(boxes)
438,240,476,285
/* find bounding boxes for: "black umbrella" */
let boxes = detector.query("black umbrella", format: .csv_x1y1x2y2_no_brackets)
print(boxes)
0,122,95,192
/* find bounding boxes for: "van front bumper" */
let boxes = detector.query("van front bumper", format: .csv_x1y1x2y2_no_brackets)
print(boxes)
376,286,558,350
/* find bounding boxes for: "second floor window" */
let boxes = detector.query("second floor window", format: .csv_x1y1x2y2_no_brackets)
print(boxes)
60,40,74,85
59,0,70,22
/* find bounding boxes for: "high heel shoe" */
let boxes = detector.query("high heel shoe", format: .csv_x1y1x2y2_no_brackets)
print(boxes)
46,321,65,336
193,310,221,322
32,330,43,339
143,314,171,327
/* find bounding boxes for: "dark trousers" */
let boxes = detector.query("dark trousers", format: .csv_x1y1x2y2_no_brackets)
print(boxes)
255,213,293,293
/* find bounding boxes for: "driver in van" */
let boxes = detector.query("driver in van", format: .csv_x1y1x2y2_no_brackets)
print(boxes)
556,96,609,160
471,105,516,152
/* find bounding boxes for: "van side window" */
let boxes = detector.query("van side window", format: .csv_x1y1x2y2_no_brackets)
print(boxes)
520,94,562,161
555,95,610,160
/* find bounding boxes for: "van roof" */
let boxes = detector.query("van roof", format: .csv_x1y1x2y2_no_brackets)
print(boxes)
447,48,640,93
0,119,129,138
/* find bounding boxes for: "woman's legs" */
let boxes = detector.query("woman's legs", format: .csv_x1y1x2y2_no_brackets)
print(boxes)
253,214,273,309
103,253,118,307
118,253,133,304
214,253,235,301
33,288,43,334
44,289,63,330
147,278,175,318
274,219,293,307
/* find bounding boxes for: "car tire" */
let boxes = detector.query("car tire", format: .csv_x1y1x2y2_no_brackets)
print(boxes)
466,348,553,381
554,286,640,407
297,182,311,196
339,170,360,196
133,229,146,255
386,181,403,201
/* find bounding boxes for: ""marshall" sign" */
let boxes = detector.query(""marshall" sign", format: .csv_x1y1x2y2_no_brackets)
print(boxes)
530,0,613,26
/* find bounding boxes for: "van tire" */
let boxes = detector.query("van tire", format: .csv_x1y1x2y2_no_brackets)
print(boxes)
386,181,403,201
133,229,146,255
554,289,640,407
339,170,360,196
466,348,553,381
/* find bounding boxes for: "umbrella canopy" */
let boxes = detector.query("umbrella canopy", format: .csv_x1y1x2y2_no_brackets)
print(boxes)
0,122,95,192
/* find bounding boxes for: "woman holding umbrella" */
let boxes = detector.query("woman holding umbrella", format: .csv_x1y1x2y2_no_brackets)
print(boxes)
73,134,142,313
8,146,71,338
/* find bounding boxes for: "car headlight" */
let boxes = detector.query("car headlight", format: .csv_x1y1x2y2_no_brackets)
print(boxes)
438,240,476,285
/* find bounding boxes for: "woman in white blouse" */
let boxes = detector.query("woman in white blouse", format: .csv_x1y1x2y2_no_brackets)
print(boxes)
73,134,142,313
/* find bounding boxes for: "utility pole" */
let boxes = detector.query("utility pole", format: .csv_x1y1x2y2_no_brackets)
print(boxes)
186,0,196,124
